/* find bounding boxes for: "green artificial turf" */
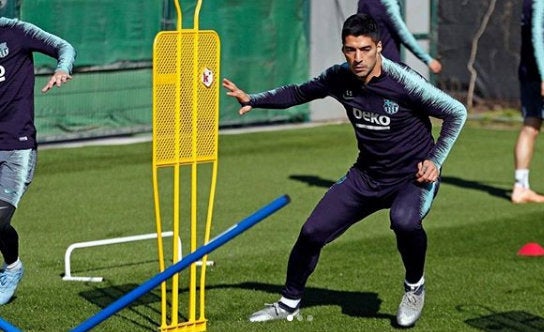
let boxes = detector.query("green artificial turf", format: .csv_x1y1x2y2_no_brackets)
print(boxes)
1,122,543,331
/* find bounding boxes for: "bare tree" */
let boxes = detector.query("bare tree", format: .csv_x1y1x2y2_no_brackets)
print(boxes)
466,0,497,110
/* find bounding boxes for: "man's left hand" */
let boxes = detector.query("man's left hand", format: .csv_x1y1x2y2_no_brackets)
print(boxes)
416,160,439,183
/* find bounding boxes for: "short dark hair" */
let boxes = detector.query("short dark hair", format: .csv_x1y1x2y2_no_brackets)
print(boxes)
341,13,380,44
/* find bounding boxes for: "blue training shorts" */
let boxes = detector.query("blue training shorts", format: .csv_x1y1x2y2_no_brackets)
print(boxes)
0,149,37,208
520,80,544,119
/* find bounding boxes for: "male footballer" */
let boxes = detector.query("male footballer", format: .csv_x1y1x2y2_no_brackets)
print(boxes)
358,0,442,73
0,17,76,305
223,13,466,327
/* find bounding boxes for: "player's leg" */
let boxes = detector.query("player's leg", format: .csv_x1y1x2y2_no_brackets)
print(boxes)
0,149,37,305
0,200,17,265
282,168,381,298
249,167,381,322
512,80,544,203
389,179,439,327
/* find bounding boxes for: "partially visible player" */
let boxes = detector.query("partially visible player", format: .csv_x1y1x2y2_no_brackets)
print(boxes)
357,0,442,73
511,0,544,204
0,17,76,304
223,13,466,327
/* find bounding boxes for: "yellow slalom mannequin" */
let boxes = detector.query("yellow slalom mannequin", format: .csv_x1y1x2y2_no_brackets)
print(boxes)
152,0,220,330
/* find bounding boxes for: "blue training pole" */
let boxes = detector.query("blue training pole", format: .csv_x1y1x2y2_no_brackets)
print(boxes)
0,317,21,332
71,194,290,332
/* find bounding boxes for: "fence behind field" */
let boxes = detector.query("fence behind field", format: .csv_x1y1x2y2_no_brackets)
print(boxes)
14,0,310,143
9,0,522,143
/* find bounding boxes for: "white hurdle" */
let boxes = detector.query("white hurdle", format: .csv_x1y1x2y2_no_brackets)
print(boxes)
63,231,214,282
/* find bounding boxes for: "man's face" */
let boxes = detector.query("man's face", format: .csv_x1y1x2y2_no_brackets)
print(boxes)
342,35,382,82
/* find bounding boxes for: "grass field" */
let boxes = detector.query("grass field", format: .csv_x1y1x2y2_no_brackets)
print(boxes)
1,121,544,331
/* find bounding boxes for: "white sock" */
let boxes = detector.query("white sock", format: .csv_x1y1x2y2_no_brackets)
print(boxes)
514,169,530,189
280,296,301,309
6,258,21,270
406,276,425,289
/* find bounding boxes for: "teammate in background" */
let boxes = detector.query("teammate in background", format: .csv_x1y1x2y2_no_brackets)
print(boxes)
223,13,466,327
511,0,544,204
357,0,442,74
0,18,76,304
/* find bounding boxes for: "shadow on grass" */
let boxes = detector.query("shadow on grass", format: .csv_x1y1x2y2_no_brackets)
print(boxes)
289,173,511,201
209,281,395,323
440,176,510,201
458,305,544,331
79,281,403,328
289,174,335,188
79,283,163,330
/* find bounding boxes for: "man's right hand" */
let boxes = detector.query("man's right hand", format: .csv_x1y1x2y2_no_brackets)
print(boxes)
222,78,252,115
42,70,72,93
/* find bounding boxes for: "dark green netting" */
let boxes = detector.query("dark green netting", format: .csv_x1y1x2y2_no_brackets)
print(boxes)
18,0,309,142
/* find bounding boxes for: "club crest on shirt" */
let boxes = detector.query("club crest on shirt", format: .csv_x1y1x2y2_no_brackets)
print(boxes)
383,99,399,114
342,90,354,100
0,43,8,58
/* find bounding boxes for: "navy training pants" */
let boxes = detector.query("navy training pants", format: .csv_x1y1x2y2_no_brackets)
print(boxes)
282,166,439,300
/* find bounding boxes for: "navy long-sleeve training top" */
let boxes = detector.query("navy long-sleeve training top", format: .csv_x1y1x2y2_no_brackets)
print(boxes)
357,0,433,65
245,57,467,183
0,18,76,150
